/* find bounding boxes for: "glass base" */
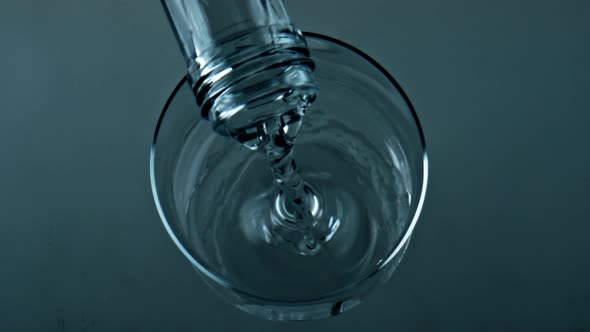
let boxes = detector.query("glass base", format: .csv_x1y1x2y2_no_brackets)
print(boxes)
236,300,362,320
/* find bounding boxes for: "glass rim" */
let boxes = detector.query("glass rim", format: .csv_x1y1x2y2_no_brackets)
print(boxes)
150,32,429,303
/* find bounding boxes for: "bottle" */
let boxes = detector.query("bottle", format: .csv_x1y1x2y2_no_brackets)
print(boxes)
161,0,318,139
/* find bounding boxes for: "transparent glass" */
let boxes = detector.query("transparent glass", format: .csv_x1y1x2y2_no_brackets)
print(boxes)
151,33,428,320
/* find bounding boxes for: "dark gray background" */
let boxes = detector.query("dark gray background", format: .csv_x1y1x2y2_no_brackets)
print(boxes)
1,0,589,331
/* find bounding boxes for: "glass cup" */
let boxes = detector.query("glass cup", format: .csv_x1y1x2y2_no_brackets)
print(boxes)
150,33,428,320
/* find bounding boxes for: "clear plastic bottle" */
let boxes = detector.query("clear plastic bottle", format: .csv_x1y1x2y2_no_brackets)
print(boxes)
162,0,318,139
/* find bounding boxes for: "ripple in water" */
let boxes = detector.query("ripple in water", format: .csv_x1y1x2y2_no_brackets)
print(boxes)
185,108,411,300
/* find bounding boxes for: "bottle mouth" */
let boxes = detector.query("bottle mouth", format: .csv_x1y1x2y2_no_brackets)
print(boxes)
186,24,319,135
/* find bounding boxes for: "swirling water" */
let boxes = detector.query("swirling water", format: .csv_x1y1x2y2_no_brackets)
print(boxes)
184,107,411,300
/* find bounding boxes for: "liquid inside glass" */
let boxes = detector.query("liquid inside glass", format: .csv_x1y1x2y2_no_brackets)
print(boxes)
182,106,412,300
229,108,328,256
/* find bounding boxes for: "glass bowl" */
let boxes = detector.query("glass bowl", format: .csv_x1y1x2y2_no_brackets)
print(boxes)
150,33,428,320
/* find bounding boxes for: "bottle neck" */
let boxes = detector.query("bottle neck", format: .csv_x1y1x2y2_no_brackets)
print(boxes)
162,0,318,135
